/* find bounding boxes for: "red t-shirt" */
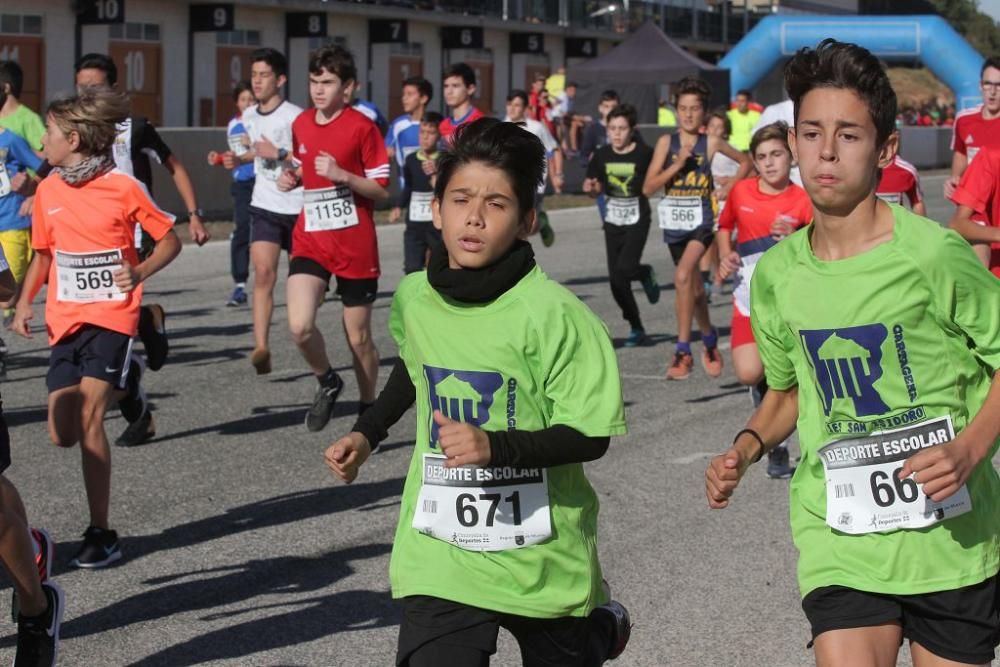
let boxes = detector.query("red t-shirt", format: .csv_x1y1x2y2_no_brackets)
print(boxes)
439,106,485,143
951,106,1000,159
876,156,923,207
291,107,389,280
31,169,175,344
950,145,1000,278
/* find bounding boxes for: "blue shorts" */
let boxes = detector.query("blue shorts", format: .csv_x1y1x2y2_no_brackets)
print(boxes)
46,326,134,393
250,206,297,251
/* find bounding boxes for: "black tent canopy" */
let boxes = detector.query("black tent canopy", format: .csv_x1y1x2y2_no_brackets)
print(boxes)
568,21,730,124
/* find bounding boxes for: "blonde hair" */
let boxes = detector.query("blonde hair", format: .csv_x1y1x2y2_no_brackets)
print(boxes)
46,88,130,156
750,121,791,157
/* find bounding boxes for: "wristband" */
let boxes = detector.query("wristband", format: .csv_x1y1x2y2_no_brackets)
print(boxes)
277,148,289,161
734,428,766,464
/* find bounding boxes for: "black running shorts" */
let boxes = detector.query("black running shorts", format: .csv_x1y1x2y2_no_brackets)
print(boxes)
0,406,11,475
288,256,378,306
667,226,715,265
249,206,297,251
802,576,1000,664
46,326,133,393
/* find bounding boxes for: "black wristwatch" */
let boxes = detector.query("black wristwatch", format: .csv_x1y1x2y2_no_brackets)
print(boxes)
277,148,289,161
188,208,205,217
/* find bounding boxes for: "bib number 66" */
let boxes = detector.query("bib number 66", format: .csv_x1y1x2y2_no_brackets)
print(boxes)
870,467,919,508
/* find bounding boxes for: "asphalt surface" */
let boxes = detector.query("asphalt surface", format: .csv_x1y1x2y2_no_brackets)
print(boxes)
0,173,985,666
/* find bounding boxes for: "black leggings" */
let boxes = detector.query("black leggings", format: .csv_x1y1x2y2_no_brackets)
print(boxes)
603,218,653,330
399,596,615,667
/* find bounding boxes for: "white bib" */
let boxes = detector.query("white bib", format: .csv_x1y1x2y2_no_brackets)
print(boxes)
820,416,971,535
412,454,552,551
303,185,359,232
228,132,250,156
605,197,640,226
408,192,433,222
55,249,126,303
0,162,10,197
658,196,703,231
876,192,902,204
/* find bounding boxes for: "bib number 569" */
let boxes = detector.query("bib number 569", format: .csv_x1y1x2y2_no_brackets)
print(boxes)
870,467,919,508
456,492,522,527
76,270,114,291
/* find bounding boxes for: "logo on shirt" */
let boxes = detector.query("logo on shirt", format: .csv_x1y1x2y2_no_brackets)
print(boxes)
299,144,307,154
800,324,890,417
605,162,636,197
424,365,504,448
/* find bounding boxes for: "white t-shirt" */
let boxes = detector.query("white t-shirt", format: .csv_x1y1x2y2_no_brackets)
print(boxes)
507,117,559,194
753,100,801,186
241,100,304,216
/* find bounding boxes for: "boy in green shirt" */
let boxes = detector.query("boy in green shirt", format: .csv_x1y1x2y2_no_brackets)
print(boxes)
0,61,45,152
705,40,1000,665
325,118,632,666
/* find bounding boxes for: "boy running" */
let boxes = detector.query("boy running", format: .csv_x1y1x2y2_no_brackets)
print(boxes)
876,153,925,215
716,122,811,479
390,112,444,274
706,39,1000,666
504,89,561,246
583,104,660,347
0,61,46,154
439,63,485,144
277,45,388,432
237,48,303,375
643,77,750,381
386,76,433,186
948,145,1000,277
325,117,630,666
13,89,181,568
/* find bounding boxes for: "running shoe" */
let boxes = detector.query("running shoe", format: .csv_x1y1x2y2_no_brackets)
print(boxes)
623,329,647,348
701,345,724,378
0,333,8,353
306,375,344,432
138,304,168,371
70,526,122,569
118,356,147,424
226,285,248,307
250,347,272,375
766,446,796,479
14,580,63,667
592,599,632,660
114,409,155,447
538,212,555,248
666,351,694,380
0,350,7,381
11,528,54,622
641,266,660,304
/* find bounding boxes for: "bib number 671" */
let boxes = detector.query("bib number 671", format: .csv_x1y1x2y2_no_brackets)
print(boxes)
870,467,919,508
455,492,522,527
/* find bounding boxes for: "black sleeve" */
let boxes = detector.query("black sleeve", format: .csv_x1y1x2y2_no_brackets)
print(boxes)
585,149,603,182
135,117,173,164
399,156,414,211
36,160,53,179
350,358,416,450
487,426,610,468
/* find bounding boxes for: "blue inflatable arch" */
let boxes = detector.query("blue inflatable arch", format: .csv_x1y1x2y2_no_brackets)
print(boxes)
718,15,984,109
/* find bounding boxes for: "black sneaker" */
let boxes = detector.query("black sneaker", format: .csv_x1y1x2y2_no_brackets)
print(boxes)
592,599,632,660
115,409,155,447
766,445,796,479
138,304,168,371
305,376,343,432
538,211,555,247
70,526,122,569
15,581,64,667
640,265,660,304
118,356,147,423
12,527,54,623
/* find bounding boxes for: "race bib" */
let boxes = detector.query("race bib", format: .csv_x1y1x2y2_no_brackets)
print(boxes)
606,197,640,226
412,454,552,551
228,133,250,156
303,186,359,232
0,163,9,197
658,196,703,231
876,192,902,204
408,192,433,222
820,416,971,535
55,249,125,303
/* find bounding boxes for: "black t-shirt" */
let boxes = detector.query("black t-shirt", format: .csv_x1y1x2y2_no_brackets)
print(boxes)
116,115,172,195
400,151,436,221
586,141,655,222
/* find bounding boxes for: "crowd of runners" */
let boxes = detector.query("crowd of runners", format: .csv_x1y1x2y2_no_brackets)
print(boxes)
0,32,998,667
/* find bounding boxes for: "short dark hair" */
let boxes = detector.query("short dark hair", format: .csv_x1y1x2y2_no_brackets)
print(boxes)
75,53,117,86
444,62,476,88
599,89,620,103
0,61,24,98
232,80,252,102
308,44,356,82
750,121,791,156
566,81,578,89
251,48,288,79
404,76,433,102
606,103,637,128
421,111,444,128
434,117,545,222
982,57,1000,79
506,89,529,106
784,38,896,148
736,89,752,99
708,109,732,137
674,77,710,109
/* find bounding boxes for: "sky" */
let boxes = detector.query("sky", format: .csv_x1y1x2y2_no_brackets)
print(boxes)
978,0,1000,22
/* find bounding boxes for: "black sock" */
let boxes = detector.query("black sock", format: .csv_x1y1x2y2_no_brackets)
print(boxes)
318,367,340,389
358,401,374,416
700,270,711,284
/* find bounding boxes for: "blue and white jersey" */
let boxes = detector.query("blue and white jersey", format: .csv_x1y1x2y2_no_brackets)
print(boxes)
386,114,421,179
352,100,388,137
227,116,255,182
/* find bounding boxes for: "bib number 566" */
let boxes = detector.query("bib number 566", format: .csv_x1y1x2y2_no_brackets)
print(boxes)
456,492,522,527
870,468,919,508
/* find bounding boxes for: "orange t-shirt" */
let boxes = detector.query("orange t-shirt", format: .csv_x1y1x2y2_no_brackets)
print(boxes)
31,169,175,344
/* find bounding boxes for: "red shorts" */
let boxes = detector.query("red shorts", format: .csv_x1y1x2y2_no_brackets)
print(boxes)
731,308,755,349
290,214,381,280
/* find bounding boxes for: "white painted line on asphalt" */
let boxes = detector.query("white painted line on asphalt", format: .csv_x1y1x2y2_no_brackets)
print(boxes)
671,452,716,464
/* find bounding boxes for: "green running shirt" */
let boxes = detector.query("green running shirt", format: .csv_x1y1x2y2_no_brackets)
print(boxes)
387,266,627,618
751,204,1000,598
